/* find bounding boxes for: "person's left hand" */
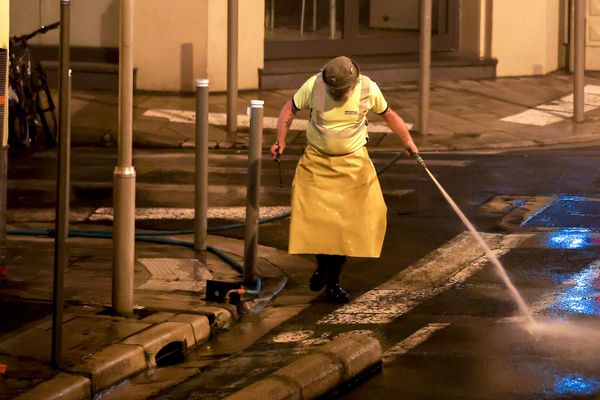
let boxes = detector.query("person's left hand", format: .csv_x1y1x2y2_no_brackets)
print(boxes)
404,142,419,157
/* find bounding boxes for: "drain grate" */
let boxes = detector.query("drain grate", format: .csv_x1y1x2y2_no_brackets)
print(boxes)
523,197,600,230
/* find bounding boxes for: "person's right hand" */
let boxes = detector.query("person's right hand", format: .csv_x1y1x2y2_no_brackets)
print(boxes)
270,141,284,160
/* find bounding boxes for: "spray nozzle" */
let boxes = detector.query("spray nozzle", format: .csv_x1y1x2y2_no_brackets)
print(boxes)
408,149,426,168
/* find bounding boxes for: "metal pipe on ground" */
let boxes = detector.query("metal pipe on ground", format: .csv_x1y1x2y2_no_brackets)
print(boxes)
243,100,264,287
418,0,432,135
573,0,585,122
227,0,238,143
51,0,71,369
113,0,136,317
194,79,209,253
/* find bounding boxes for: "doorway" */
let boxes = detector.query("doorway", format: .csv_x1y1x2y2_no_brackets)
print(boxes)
264,0,459,59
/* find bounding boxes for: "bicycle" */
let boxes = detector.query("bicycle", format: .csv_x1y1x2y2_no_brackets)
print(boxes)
8,22,59,149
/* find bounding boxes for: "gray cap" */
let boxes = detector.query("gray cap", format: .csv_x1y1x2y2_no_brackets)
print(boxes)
322,56,360,89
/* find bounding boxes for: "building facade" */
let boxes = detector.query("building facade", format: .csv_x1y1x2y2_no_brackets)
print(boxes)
8,0,600,92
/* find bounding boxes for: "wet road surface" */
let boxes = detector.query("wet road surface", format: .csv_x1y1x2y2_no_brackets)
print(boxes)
5,145,600,399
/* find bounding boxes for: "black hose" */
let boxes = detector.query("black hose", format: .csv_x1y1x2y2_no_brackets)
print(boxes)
7,149,411,279
7,228,243,274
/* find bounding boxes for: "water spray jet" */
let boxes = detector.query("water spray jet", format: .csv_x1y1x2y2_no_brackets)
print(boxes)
410,151,535,324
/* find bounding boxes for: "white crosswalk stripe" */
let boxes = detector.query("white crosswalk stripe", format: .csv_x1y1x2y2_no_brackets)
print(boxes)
89,206,291,221
317,232,532,325
382,323,450,365
501,85,600,126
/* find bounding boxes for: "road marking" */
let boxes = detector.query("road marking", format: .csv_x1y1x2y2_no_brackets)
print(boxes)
317,232,532,325
382,323,450,365
89,206,291,221
143,109,413,132
271,330,315,343
501,85,600,126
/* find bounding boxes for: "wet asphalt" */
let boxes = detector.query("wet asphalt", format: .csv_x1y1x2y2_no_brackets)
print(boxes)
142,146,599,400
4,144,600,399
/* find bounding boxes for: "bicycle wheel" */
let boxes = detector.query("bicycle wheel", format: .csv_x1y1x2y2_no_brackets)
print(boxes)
9,108,33,148
37,87,58,146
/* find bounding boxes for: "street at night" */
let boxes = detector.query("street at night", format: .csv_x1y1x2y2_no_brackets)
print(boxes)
3,144,600,399
3,1,600,399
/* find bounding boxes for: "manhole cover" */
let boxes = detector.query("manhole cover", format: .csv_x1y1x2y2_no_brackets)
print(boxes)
523,197,600,229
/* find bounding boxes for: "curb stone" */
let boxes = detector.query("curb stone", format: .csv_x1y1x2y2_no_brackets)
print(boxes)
14,313,212,400
224,333,382,400
14,372,91,400
66,344,146,394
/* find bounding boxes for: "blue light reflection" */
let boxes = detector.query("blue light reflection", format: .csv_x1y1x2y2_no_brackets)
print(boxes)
554,374,600,396
545,229,594,249
553,263,600,315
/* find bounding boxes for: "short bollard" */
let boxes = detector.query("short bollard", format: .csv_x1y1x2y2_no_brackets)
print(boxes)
52,0,71,369
243,100,264,287
194,79,209,253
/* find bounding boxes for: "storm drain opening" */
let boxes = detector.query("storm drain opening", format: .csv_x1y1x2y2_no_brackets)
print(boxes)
155,341,187,367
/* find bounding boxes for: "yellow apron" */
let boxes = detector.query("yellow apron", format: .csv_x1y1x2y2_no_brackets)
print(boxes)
289,145,387,257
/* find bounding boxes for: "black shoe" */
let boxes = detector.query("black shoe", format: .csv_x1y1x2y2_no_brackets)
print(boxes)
325,283,350,304
309,267,328,292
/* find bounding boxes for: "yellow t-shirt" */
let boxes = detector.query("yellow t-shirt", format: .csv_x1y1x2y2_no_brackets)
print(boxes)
293,74,388,155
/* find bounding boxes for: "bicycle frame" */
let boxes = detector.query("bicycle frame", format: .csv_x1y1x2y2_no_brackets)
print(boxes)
8,22,59,149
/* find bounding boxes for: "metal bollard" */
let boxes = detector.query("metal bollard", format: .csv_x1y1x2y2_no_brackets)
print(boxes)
113,0,136,318
227,0,239,143
573,0,585,122
329,0,336,39
418,0,432,136
51,0,71,369
194,79,209,253
243,100,264,287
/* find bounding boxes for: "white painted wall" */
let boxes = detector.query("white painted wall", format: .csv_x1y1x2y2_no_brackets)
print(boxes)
206,0,264,92
589,0,600,70
9,0,264,92
133,0,209,92
9,0,118,47
491,0,560,76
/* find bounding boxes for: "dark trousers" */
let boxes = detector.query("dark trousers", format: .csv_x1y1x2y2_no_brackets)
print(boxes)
315,254,347,285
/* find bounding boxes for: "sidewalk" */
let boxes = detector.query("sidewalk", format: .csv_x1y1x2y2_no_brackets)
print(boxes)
2,70,600,399
0,231,311,400
66,70,600,152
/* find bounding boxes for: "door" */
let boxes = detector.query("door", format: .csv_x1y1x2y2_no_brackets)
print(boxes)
264,0,459,59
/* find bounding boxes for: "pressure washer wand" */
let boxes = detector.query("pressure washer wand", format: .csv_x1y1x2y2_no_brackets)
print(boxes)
410,150,427,168
275,142,283,188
